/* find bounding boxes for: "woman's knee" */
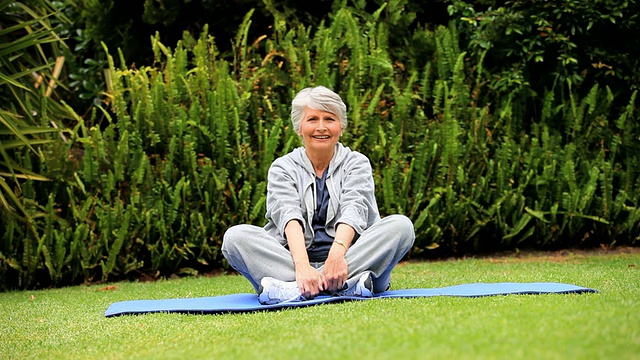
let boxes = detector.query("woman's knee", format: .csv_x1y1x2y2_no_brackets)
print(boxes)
221,224,255,253
385,214,415,236
383,214,416,250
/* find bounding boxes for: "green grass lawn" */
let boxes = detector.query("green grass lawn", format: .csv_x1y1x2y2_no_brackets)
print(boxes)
1,249,639,359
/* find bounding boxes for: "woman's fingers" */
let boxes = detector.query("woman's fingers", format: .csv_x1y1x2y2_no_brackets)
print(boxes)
298,271,325,298
322,258,348,292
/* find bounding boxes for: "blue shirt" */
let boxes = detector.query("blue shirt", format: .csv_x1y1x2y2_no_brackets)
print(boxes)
307,168,333,262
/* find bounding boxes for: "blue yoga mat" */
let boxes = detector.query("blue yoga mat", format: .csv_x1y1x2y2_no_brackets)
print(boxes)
104,282,596,317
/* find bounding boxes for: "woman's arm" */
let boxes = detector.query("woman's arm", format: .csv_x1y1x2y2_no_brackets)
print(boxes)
321,222,354,292
335,153,379,234
285,219,325,298
266,158,306,240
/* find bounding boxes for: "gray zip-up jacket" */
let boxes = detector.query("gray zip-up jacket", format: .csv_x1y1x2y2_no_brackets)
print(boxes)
264,143,381,247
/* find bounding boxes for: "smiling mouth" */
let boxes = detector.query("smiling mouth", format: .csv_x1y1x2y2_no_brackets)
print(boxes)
312,135,330,139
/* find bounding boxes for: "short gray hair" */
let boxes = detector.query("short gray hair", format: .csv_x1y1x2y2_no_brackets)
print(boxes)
290,86,347,133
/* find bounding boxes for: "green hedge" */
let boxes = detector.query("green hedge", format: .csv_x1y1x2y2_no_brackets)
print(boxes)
1,5,638,289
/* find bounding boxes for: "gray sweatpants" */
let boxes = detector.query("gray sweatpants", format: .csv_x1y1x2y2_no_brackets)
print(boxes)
221,214,415,293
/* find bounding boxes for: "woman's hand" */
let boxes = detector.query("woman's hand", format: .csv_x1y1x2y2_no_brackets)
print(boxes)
321,251,348,292
284,220,325,298
322,223,355,292
295,264,325,299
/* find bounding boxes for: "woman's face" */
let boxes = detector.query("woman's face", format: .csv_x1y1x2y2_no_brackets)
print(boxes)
298,107,342,155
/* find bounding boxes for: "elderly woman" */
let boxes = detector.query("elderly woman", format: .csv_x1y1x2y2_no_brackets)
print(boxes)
222,86,415,304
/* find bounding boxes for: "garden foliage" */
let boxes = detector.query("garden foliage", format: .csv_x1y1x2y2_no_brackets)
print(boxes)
1,1,639,289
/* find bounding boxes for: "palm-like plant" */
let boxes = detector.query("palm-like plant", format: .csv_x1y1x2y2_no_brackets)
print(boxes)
0,0,71,228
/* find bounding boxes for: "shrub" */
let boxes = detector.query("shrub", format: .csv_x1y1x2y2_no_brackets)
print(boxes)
1,2,638,289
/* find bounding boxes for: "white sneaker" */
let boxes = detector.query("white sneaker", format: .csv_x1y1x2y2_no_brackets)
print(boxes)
258,277,306,305
334,272,374,298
